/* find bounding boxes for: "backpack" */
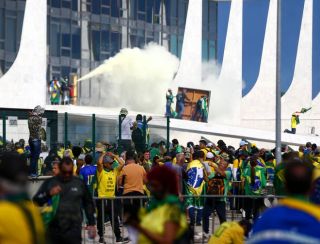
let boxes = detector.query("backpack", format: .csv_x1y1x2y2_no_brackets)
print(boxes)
207,177,225,195
132,127,144,144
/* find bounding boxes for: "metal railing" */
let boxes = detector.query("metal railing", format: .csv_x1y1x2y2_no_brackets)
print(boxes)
81,194,284,244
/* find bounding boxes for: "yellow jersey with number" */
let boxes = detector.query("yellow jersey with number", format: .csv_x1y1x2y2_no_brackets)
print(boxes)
209,221,244,244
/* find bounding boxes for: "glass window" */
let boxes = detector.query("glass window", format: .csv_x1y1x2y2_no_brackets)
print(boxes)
101,30,110,52
72,29,81,59
5,18,17,52
72,0,78,11
146,0,160,23
91,30,100,61
209,40,215,60
62,0,71,8
166,0,175,26
111,32,120,56
111,0,120,17
6,10,16,17
61,49,71,57
62,33,71,47
61,66,70,77
178,0,188,28
92,0,101,14
138,0,145,11
177,35,183,58
0,9,4,39
0,60,4,77
101,6,110,15
129,0,137,20
102,0,110,6
5,62,13,72
209,2,217,33
170,34,178,56
100,53,109,60
50,23,60,56
137,36,145,48
202,40,208,61
51,0,61,8
202,0,209,30
17,11,24,44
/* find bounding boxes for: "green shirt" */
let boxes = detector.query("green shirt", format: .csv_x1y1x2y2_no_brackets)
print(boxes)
242,166,266,195
274,163,287,195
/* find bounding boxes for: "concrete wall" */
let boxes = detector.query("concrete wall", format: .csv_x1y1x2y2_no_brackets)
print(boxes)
0,0,47,109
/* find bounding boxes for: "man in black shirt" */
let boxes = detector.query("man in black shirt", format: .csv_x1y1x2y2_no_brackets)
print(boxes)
33,157,96,244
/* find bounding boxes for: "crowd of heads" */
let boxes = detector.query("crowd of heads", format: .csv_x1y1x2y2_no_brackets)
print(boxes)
0,134,320,243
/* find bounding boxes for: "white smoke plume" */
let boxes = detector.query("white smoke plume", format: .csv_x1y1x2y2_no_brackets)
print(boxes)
79,43,179,114
79,43,243,124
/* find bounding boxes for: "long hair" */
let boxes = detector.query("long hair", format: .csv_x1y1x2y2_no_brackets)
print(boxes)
147,166,179,195
250,157,258,186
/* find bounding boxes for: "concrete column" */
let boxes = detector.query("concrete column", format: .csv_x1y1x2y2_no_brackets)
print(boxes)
0,0,47,108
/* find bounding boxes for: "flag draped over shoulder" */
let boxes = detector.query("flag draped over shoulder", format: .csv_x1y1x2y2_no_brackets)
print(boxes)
185,160,205,196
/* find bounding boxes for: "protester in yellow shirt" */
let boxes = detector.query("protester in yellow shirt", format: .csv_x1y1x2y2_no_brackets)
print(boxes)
96,152,128,243
127,166,188,244
0,152,45,244
209,220,251,244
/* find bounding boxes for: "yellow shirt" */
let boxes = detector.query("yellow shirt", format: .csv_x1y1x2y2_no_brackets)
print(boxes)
209,221,244,244
97,168,120,198
233,159,241,169
138,204,187,244
0,201,45,244
291,115,297,128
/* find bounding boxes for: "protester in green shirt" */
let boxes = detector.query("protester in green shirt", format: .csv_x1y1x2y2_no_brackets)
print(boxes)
242,156,266,220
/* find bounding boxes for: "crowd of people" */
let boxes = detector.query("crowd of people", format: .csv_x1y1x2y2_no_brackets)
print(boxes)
49,76,73,105
1,127,320,243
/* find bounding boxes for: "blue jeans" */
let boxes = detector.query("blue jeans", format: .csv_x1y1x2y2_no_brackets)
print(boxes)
188,207,203,226
29,138,41,175
166,104,171,117
177,102,184,119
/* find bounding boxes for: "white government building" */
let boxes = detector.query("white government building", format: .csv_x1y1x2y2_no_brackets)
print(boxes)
0,0,319,147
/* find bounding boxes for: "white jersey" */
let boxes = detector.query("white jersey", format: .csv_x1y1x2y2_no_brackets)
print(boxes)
121,116,133,140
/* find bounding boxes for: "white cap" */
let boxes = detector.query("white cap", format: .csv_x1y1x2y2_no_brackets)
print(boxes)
207,142,214,147
206,152,214,159
240,140,248,146
78,154,86,160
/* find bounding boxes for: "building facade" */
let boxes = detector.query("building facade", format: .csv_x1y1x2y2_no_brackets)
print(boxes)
0,0,218,103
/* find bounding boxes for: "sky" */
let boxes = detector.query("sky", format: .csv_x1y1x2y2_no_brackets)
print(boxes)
217,0,320,98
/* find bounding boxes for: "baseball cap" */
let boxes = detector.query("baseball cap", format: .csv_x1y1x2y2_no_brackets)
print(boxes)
95,142,106,152
207,142,214,148
239,140,248,146
78,154,86,160
0,152,28,185
120,108,128,116
206,152,214,159
102,155,114,164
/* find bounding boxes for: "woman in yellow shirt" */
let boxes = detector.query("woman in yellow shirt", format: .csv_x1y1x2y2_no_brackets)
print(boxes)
127,166,188,244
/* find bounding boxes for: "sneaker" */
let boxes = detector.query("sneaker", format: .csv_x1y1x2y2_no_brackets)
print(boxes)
203,232,210,242
29,174,38,178
116,237,130,243
194,232,210,241
196,222,202,226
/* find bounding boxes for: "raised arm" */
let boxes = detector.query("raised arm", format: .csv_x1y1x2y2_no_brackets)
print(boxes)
97,153,104,173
